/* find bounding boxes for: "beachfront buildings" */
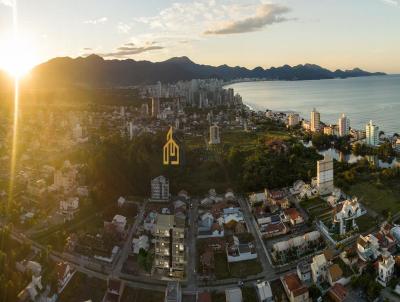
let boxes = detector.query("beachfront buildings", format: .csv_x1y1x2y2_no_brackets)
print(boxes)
154,214,186,278
151,176,170,202
209,124,221,144
366,120,379,146
287,113,300,127
338,114,350,137
317,155,334,195
310,108,320,132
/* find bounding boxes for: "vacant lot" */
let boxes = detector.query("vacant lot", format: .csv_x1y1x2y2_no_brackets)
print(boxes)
347,181,400,215
214,253,262,280
58,272,107,302
121,286,164,302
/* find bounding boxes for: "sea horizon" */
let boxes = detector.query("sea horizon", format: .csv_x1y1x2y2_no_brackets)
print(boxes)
226,74,400,135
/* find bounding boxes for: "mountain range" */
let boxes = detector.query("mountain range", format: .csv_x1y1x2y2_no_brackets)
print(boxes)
12,55,387,88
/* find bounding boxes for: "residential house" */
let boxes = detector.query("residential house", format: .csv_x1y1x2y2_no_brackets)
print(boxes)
132,235,149,254
255,280,273,302
17,275,43,302
281,273,309,302
283,208,304,226
225,288,243,302
376,250,395,287
261,222,288,238
272,231,322,264
327,264,343,286
297,261,311,282
311,254,328,283
357,234,380,261
249,190,268,206
112,215,127,233
59,197,79,221
333,198,365,235
226,235,257,263
56,261,75,293
223,207,244,224
327,283,347,302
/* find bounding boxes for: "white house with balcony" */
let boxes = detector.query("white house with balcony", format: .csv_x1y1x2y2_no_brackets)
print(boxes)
376,250,395,287
333,198,365,235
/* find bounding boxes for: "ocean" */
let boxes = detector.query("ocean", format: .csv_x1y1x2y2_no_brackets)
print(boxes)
226,75,400,135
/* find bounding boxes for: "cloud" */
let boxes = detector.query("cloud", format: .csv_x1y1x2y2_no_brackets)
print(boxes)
117,22,131,34
381,0,399,5
99,42,164,58
83,47,93,51
84,17,108,25
204,3,291,35
0,0,13,7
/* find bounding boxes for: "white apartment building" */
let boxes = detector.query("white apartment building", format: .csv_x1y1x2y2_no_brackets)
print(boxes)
151,176,170,201
366,120,379,146
338,114,350,137
287,113,300,127
209,124,221,144
317,155,334,195
310,108,320,132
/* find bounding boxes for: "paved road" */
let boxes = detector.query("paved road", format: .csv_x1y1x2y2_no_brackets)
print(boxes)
186,198,199,290
238,196,277,281
113,200,147,276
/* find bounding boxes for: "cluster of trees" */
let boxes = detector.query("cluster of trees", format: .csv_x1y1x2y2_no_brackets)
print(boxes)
334,157,400,191
350,263,382,301
353,142,396,160
225,140,321,192
0,227,33,302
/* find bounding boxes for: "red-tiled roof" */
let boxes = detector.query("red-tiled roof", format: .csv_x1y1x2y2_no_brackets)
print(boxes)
328,283,347,302
198,292,212,302
283,273,308,297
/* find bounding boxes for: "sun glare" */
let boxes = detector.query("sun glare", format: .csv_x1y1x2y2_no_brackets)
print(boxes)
0,37,37,77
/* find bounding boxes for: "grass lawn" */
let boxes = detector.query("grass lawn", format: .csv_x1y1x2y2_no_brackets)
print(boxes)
356,213,377,233
121,286,164,302
347,181,400,214
334,258,355,278
214,253,262,280
58,272,107,302
300,197,326,211
211,292,226,302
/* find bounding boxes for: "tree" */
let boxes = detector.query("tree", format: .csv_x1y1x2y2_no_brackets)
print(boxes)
309,284,322,301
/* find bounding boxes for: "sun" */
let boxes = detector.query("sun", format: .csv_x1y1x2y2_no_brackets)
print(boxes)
0,36,37,77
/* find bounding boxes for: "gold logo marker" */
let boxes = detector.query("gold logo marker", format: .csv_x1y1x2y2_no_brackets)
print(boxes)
163,126,180,165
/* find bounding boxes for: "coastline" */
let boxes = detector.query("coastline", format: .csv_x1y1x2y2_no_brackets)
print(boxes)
227,75,399,135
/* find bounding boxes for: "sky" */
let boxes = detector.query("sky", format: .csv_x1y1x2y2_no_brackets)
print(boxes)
0,0,400,73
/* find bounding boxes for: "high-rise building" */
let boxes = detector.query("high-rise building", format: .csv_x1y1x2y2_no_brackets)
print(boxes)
152,98,160,118
151,176,170,201
287,113,300,127
72,123,83,139
141,103,149,116
317,155,334,195
311,108,320,132
155,215,186,278
338,114,350,137
209,124,220,145
366,120,379,146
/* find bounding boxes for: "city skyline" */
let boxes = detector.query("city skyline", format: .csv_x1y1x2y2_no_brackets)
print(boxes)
0,0,400,75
